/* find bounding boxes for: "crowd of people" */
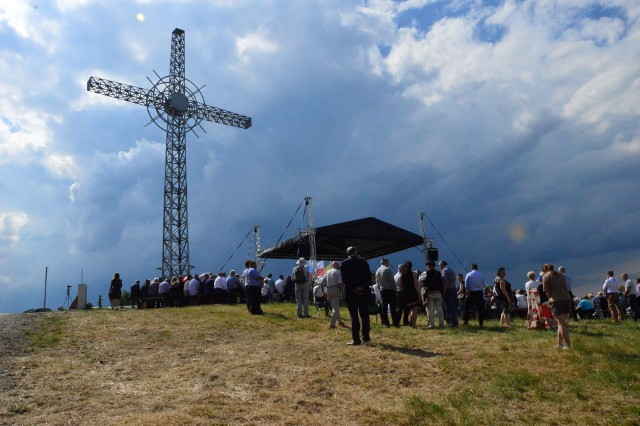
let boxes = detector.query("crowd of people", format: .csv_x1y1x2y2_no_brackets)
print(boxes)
111,246,638,349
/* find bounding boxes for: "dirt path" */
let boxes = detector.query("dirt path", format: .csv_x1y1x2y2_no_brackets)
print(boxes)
0,314,36,392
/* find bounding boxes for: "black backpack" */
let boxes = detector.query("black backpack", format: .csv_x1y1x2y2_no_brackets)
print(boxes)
294,266,306,284
494,278,513,302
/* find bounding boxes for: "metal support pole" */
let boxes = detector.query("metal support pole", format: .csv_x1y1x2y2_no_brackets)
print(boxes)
43,266,48,309
418,211,437,264
305,197,317,279
254,225,265,272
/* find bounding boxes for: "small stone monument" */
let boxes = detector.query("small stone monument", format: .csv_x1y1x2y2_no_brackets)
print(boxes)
77,284,87,309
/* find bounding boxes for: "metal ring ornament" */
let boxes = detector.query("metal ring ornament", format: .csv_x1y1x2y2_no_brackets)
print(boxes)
146,75,205,132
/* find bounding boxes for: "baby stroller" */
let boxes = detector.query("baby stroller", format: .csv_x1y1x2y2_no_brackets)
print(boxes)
313,285,331,317
369,284,382,323
282,280,296,303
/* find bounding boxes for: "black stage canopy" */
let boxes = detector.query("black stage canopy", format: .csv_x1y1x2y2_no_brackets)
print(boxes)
257,217,423,260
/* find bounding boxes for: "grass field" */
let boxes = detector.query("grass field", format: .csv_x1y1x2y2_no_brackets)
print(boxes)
1,303,639,425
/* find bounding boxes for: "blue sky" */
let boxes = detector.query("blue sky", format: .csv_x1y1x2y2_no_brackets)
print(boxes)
1,0,639,313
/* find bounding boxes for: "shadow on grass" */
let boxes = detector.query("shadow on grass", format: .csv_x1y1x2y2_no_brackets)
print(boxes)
378,343,442,358
459,325,510,333
263,313,289,320
572,329,612,338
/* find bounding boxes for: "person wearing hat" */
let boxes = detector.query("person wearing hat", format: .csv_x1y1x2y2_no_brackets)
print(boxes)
420,261,445,328
292,257,311,318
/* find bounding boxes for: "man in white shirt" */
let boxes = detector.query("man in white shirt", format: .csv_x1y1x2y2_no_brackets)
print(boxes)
158,278,170,295
320,261,347,328
213,272,234,303
622,273,638,321
603,271,623,322
515,290,527,309
189,274,201,297
149,278,160,297
214,272,228,290
261,279,270,301
274,275,285,300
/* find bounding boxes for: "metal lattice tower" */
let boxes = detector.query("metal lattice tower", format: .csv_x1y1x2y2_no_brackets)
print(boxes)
87,28,251,279
418,211,437,264
305,196,317,278
254,225,265,272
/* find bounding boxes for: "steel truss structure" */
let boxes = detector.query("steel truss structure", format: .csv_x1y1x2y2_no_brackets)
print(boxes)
87,28,251,279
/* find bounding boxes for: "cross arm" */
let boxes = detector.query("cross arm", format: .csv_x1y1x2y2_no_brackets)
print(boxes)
188,101,252,129
87,77,152,107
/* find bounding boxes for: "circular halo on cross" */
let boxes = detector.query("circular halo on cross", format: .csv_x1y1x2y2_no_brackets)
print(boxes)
146,75,205,132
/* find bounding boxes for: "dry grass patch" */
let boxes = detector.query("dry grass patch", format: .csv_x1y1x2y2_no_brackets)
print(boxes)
0,305,639,425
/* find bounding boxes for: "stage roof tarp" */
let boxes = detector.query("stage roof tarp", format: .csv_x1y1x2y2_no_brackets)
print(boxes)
257,217,423,260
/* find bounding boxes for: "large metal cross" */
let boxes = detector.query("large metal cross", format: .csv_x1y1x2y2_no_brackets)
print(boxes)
87,28,251,279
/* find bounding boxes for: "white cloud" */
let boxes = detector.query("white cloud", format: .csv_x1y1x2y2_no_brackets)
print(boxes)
578,16,625,45
124,38,150,63
358,0,438,15
0,211,28,244
55,0,91,12
560,47,640,132
0,99,60,162
69,182,80,202
345,2,395,39
382,17,497,105
203,151,223,180
68,138,164,253
44,154,78,179
235,30,279,64
0,0,63,52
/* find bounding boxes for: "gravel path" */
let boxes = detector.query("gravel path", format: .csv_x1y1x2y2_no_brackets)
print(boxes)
0,314,36,392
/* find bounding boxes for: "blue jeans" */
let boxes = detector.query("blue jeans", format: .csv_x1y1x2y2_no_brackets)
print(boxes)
295,283,309,317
